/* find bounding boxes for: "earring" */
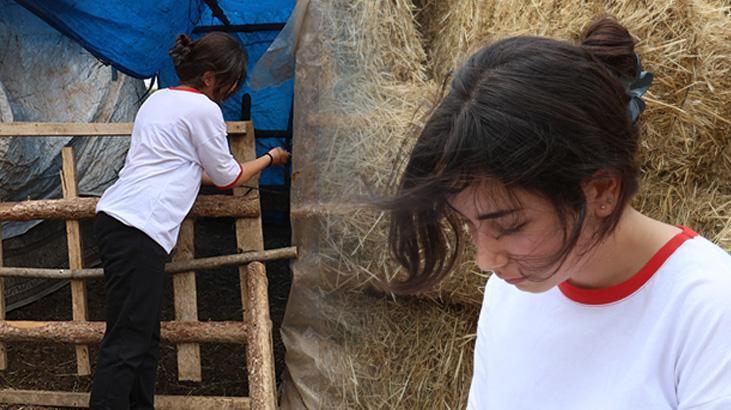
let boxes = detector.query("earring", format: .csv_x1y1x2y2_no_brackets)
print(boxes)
600,204,607,210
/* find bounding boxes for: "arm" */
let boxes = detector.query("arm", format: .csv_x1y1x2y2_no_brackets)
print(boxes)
201,147,290,188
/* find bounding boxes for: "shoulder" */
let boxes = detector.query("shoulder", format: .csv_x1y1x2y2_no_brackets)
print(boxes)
664,238,731,406
149,89,222,118
172,90,223,120
663,236,731,296
659,236,731,324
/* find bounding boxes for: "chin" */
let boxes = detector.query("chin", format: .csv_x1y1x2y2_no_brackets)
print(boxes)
513,280,554,294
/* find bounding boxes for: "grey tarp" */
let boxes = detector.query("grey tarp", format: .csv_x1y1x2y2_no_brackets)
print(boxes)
0,0,145,310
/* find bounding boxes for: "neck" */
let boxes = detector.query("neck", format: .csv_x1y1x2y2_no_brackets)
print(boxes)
178,83,216,101
567,207,681,289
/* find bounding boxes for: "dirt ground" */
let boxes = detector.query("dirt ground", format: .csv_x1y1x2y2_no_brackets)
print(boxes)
0,188,292,409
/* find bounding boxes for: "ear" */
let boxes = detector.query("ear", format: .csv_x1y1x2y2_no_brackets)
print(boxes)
201,71,216,87
581,169,621,218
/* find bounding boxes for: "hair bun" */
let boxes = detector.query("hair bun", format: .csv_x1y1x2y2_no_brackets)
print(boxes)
169,34,194,66
580,17,637,81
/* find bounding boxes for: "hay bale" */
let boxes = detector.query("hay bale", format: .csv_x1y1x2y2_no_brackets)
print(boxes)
317,209,486,306
413,0,490,81
318,295,478,409
315,0,730,308
414,0,731,250
284,0,730,407
297,0,487,305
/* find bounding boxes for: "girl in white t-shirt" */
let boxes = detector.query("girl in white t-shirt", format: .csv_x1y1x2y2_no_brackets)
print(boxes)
385,17,731,409
90,32,289,409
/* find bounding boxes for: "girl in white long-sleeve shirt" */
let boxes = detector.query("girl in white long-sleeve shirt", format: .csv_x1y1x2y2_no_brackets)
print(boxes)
90,32,289,410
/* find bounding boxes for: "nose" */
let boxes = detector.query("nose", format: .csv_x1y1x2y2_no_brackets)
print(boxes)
472,232,509,272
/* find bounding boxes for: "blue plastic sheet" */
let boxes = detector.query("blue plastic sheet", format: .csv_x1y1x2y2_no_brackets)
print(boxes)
14,0,295,185
13,0,206,78
11,0,295,186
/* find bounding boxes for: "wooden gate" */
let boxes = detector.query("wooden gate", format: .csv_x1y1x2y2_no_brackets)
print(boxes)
0,122,294,409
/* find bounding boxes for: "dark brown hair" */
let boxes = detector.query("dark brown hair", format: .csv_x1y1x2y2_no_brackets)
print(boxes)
169,32,247,102
386,17,643,294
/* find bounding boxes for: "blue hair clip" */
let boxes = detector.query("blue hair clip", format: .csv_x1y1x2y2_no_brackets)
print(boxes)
628,54,653,123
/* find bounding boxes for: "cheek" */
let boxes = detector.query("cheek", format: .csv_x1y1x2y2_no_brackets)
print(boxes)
501,236,538,256
503,230,560,259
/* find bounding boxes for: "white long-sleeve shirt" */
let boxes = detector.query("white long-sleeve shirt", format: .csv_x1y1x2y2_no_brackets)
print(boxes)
97,87,242,253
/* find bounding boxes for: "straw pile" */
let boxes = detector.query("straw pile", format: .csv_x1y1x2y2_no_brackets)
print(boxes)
413,0,731,245
289,0,730,408
319,295,478,409
317,0,730,304
308,0,486,306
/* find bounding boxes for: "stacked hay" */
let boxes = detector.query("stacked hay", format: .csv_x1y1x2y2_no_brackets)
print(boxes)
313,0,730,310
415,0,731,246
285,1,484,408
302,0,486,306
319,295,478,409
284,0,730,408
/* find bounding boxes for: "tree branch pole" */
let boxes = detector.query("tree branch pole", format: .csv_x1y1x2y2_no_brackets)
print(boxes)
0,247,298,279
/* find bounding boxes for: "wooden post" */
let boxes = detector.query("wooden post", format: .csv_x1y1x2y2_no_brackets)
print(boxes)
172,219,202,381
232,122,262,323
245,262,277,410
231,123,277,407
0,224,6,370
60,147,90,376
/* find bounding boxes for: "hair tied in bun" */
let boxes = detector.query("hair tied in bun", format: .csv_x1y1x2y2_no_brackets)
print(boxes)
169,34,194,66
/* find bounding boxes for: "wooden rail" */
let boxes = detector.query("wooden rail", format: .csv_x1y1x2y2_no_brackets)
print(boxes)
0,320,247,344
0,121,248,136
245,262,277,410
0,246,297,278
0,195,259,221
0,390,251,409
173,219,201,381
232,121,277,409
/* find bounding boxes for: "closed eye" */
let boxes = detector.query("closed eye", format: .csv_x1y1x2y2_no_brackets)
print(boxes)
496,221,527,239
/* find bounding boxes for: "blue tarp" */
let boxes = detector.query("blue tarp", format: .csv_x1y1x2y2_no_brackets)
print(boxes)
12,0,205,78
14,0,295,185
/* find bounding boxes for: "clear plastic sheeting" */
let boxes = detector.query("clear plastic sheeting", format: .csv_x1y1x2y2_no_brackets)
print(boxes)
280,1,479,408
0,81,11,122
0,0,145,311
0,0,146,239
248,0,311,91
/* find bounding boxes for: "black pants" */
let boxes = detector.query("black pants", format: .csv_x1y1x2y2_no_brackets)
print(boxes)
89,212,168,410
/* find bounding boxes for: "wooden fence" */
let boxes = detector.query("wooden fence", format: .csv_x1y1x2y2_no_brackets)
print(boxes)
0,122,295,409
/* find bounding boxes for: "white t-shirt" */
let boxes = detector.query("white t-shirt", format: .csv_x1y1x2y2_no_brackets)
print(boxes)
96,88,242,253
468,227,731,410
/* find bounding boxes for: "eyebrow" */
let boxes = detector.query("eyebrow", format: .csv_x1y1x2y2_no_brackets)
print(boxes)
476,208,519,220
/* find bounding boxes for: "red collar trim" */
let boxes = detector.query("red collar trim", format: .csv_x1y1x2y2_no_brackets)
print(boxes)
559,226,698,305
169,86,204,95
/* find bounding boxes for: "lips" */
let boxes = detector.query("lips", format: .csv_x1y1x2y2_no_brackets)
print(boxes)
495,271,526,285
505,276,527,285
